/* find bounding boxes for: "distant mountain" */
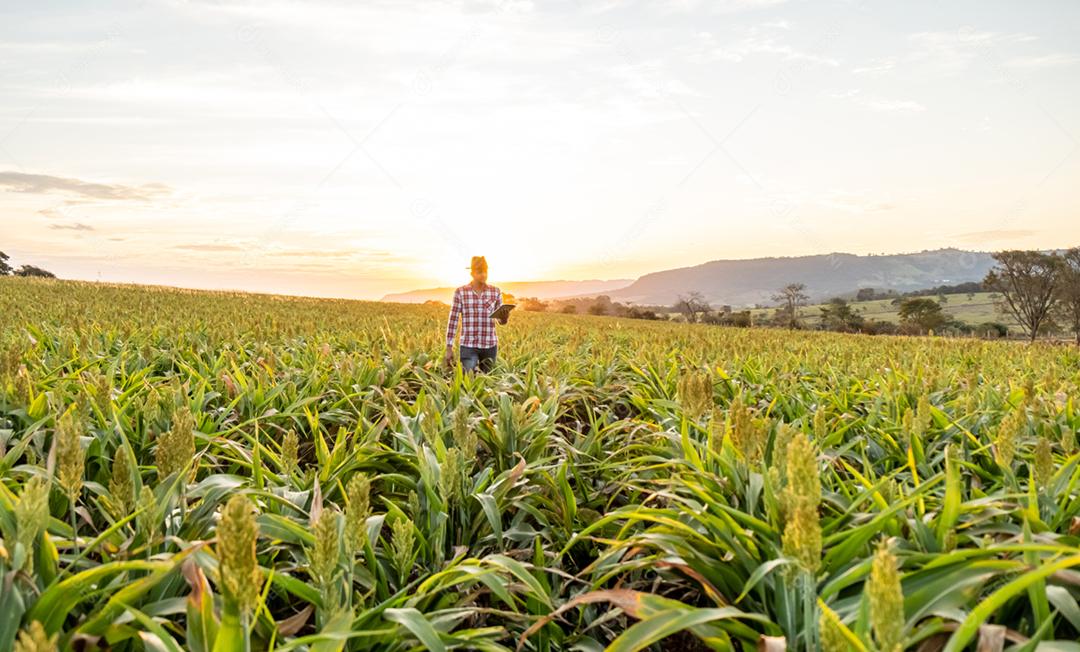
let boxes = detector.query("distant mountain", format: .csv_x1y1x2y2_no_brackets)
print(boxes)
604,249,997,306
382,278,632,304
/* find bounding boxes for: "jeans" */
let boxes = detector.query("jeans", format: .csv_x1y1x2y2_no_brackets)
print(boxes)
460,345,497,373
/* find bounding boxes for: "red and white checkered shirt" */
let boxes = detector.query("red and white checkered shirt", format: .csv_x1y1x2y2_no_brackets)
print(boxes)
446,283,502,348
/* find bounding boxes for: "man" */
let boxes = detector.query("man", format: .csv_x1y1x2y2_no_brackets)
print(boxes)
444,256,508,372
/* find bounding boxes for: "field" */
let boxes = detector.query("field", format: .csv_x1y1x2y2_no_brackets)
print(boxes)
748,292,1013,329
2,277,1080,651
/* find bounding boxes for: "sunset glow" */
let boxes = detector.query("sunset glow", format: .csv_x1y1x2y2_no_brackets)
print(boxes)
2,1,1079,299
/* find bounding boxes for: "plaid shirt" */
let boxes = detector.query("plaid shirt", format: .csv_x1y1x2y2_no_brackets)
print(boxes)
446,283,502,348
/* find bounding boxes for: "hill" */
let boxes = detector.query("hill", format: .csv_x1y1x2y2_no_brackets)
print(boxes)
605,248,996,306
382,278,631,304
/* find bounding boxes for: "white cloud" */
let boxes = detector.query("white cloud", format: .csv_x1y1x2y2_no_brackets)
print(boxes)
826,89,925,114
852,57,895,75
1004,53,1080,69
907,30,1038,75
865,98,926,113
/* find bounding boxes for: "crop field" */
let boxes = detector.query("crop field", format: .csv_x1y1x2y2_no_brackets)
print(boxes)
3,277,1080,652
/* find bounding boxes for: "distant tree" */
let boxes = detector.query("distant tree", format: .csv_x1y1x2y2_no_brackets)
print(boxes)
14,265,56,278
520,297,548,312
0,250,11,275
560,304,576,315
587,303,607,316
1055,248,1080,345
674,292,709,323
984,250,1061,342
772,283,809,329
975,322,1010,339
819,298,865,333
898,298,947,333
938,294,949,304
627,307,660,320
855,288,877,302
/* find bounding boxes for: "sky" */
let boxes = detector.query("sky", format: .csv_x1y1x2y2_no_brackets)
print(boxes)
1,0,1078,300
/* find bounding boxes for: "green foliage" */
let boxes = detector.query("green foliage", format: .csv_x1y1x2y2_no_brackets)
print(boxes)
1,276,1080,651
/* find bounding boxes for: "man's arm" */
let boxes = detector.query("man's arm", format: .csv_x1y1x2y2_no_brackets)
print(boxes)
494,288,509,325
444,289,461,363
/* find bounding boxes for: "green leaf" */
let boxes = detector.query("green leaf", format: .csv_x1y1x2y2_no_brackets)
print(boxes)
385,608,446,652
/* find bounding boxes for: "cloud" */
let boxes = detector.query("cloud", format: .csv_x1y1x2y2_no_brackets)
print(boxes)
48,222,95,231
173,243,246,252
852,57,895,75
0,171,170,201
827,89,925,114
1004,53,1080,70
692,26,839,66
865,99,926,113
907,30,1037,75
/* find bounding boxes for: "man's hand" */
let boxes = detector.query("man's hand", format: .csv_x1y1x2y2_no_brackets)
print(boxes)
443,346,455,368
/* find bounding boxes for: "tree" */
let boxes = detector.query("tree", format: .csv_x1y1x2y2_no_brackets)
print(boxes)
520,297,548,312
1055,248,1080,345
14,265,56,278
984,250,1061,342
560,304,576,315
587,303,607,316
819,298,864,333
0,250,11,275
856,288,877,302
898,298,947,333
674,292,709,323
772,283,809,329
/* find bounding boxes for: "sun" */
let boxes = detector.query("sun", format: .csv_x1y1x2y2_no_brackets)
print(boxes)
430,252,541,287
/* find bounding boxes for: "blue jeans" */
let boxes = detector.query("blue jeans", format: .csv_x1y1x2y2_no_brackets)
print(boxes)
460,346,497,373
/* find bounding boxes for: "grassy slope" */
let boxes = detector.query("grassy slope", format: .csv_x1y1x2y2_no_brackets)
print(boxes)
749,291,1015,327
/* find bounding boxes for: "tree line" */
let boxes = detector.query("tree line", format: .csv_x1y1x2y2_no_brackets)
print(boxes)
0,250,56,279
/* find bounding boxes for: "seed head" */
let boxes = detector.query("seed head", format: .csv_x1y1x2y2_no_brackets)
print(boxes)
281,429,299,478
914,394,932,438
137,485,157,543
15,365,33,404
781,432,821,574
439,448,470,507
769,423,797,476
782,499,821,575
900,408,914,449
813,408,827,442
308,507,340,590
407,490,421,519
819,604,849,652
1034,436,1054,489
678,371,712,420
785,432,821,507
391,516,415,579
344,473,371,555
218,494,262,613
105,450,135,521
155,406,196,481
728,394,766,465
14,621,57,652
994,407,1025,469
869,542,905,652
452,404,478,454
15,476,50,569
55,410,85,501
